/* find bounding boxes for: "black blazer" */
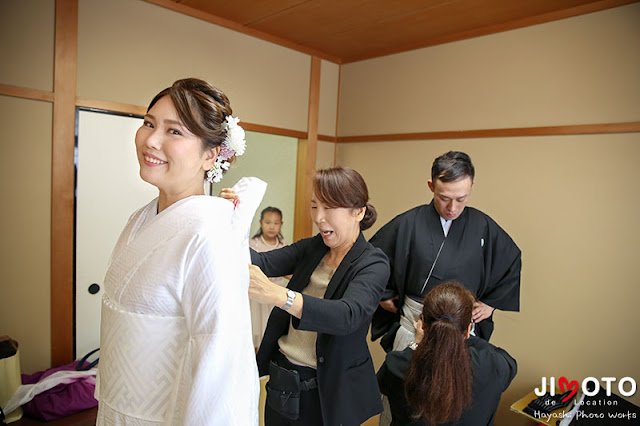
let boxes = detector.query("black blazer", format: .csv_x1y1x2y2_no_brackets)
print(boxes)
252,232,390,426
377,337,517,426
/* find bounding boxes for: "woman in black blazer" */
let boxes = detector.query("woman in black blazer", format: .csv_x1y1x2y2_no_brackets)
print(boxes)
376,282,517,426
247,167,390,425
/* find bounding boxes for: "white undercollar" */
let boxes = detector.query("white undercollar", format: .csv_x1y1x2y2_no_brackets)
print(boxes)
439,216,452,236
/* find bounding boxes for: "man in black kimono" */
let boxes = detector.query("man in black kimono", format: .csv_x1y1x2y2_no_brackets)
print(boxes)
370,151,521,351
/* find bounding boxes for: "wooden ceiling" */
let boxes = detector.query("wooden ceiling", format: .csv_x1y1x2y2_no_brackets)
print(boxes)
156,0,637,63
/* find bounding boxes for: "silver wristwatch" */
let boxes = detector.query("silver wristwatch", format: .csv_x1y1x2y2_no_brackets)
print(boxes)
407,341,418,350
281,290,296,311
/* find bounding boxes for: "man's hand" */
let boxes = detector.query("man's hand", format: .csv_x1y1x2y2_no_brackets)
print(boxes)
472,301,495,323
379,296,399,313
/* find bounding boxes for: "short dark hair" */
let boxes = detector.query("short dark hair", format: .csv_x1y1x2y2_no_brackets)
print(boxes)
431,151,475,183
313,167,377,231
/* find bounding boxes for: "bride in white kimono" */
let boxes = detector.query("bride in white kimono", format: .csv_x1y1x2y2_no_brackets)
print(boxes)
95,78,264,425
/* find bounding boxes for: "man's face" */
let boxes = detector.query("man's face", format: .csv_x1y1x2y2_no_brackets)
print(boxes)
428,176,473,221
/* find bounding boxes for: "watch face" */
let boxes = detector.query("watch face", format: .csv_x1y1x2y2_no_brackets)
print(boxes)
282,290,295,310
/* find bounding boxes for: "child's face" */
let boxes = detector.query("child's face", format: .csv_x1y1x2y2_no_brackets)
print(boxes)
261,212,282,240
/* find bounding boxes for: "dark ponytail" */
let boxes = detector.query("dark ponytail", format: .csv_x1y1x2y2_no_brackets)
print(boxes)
360,202,377,231
404,282,474,424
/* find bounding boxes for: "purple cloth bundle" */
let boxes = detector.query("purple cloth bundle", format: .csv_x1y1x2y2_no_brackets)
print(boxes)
21,358,98,421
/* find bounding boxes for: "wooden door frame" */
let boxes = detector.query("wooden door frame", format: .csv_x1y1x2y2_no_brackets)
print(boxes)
51,0,78,366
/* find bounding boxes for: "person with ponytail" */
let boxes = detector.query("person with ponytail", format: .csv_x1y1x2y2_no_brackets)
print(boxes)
377,282,517,425
225,167,390,425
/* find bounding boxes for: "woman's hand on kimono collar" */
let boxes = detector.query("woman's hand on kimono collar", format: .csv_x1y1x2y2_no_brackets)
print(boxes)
249,264,303,318
218,188,239,205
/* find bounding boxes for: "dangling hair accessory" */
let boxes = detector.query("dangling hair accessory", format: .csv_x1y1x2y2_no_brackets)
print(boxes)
206,115,246,183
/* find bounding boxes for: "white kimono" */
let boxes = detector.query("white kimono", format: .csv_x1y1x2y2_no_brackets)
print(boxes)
96,178,266,425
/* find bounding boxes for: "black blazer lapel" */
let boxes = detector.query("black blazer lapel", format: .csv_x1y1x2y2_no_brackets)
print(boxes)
324,232,368,300
289,235,328,293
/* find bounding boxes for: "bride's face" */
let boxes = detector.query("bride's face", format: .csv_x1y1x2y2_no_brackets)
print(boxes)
135,96,217,197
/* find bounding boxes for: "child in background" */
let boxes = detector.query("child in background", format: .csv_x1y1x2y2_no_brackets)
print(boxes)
249,207,289,348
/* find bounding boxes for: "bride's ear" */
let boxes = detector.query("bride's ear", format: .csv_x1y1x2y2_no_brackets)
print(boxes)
203,146,221,170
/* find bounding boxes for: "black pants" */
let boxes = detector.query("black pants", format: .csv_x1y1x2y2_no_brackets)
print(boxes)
265,352,323,426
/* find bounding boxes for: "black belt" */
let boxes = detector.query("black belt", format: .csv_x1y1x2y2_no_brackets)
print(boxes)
272,351,318,391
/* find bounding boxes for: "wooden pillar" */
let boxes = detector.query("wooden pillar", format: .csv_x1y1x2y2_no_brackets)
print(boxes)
51,0,78,366
293,56,321,241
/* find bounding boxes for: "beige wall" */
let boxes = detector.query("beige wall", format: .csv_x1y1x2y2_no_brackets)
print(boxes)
77,0,312,132
0,0,55,374
337,3,640,424
0,96,53,374
318,60,340,136
0,0,54,91
339,3,640,135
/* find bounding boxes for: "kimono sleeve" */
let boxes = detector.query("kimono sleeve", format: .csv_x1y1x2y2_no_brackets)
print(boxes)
369,215,406,301
479,217,522,312
370,211,415,343
178,230,259,425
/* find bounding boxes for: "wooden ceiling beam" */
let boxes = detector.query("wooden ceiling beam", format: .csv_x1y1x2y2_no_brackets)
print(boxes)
142,0,342,63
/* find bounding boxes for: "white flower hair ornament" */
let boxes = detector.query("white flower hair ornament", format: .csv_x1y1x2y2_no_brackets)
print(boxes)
206,115,246,183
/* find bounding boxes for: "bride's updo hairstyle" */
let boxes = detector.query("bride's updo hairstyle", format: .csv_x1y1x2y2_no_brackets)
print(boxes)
312,167,377,231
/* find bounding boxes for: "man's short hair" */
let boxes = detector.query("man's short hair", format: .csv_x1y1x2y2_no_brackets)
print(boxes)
431,151,475,183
